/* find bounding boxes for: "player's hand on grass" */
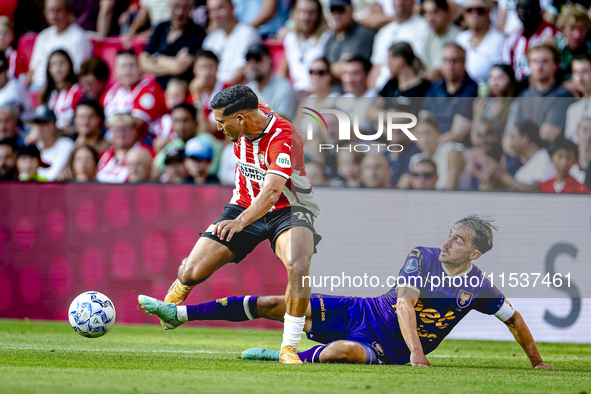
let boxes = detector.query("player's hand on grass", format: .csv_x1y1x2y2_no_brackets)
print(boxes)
410,351,431,367
533,361,558,370
212,219,244,241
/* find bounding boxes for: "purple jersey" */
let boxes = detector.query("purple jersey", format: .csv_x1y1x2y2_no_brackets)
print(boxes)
308,247,512,364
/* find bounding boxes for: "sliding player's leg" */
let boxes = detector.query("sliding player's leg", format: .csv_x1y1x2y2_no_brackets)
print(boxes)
273,226,315,364
164,237,236,306
138,294,314,330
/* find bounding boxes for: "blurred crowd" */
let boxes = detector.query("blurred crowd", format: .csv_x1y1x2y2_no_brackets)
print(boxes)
0,0,589,193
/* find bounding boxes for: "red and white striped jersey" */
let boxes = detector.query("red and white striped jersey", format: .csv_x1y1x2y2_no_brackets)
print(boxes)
502,20,558,81
229,104,320,217
48,83,83,130
101,76,166,125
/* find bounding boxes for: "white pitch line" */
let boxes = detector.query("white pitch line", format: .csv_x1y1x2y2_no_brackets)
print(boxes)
1,346,240,354
1,346,588,361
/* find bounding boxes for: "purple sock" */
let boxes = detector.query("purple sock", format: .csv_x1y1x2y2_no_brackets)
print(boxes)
298,345,325,363
186,296,259,322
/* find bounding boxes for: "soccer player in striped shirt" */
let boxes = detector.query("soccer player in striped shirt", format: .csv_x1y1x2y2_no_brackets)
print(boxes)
144,85,321,364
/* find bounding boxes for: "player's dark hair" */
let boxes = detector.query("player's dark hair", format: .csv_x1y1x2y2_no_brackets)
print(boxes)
514,120,544,148
116,49,137,58
346,56,372,74
415,158,437,174
172,102,197,121
0,138,17,152
547,137,579,161
421,0,449,11
456,215,498,255
75,98,105,126
196,50,219,64
312,57,331,71
210,85,259,116
573,53,591,65
79,57,110,81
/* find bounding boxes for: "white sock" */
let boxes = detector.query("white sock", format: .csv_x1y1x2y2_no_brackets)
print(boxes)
176,305,188,322
281,313,305,349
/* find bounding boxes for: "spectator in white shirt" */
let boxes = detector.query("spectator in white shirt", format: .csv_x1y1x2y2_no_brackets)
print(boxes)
27,0,93,90
370,0,430,90
202,0,261,84
281,0,331,93
421,0,461,81
29,104,75,181
456,0,506,84
491,120,557,191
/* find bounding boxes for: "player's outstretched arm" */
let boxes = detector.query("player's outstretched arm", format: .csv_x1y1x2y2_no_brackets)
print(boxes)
397,287,431,367
503,310,558,370
213,174,287,241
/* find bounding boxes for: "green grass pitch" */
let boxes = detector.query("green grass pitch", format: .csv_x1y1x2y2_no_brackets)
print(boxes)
0,319,589,394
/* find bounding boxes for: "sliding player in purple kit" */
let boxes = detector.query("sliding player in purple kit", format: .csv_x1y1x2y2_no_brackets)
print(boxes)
138,215,557,368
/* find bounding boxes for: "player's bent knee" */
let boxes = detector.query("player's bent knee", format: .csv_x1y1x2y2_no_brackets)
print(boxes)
287,257,311,277
320,342,365,364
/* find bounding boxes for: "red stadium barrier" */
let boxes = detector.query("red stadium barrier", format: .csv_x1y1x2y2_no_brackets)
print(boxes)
0,183,286,329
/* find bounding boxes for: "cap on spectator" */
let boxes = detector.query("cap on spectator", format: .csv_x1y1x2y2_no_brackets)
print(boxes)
31,105,57,123
246,43,270,59
164,149,186,164
17,145,50,167
330,0,352,7
185,138,213,161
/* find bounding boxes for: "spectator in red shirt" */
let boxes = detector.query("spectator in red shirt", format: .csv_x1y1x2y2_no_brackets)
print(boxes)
101,50,167,133
40,50,83,134
97,112,150,183
540,138,589,193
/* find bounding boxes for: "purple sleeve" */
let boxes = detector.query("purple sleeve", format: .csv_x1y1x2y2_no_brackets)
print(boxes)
397,247,428,293
474,277,506,315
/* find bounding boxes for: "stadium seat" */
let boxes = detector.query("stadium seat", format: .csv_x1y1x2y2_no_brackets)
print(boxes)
264,39,285,75
91,37,149,85
16,32,38,69
0,0,17,20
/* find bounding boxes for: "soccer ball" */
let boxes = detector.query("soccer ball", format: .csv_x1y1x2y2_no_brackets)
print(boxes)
68,291,116,338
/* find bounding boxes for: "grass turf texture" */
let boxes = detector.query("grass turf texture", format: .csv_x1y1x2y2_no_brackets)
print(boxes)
0,319,589,394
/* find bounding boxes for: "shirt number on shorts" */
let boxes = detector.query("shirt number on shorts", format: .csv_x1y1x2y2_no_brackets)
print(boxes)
293,211,314,225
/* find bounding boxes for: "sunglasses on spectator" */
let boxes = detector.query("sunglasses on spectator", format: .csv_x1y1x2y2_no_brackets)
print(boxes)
309,68,329,76
411,172,436,178
330,5,346,13
466,7,487,14
246,54,263,62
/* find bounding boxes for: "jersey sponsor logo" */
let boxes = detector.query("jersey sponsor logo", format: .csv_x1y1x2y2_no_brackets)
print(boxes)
237,161,267,182
404,258,418,273
457,290,474,308
371,342,385,357
283,143,292,151
276,152,291,168
139,93,155,109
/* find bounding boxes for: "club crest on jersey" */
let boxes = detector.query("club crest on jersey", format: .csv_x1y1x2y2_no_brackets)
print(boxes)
457,290,474,308
258,153,266,164
276,153,291,168
403,258,418,273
